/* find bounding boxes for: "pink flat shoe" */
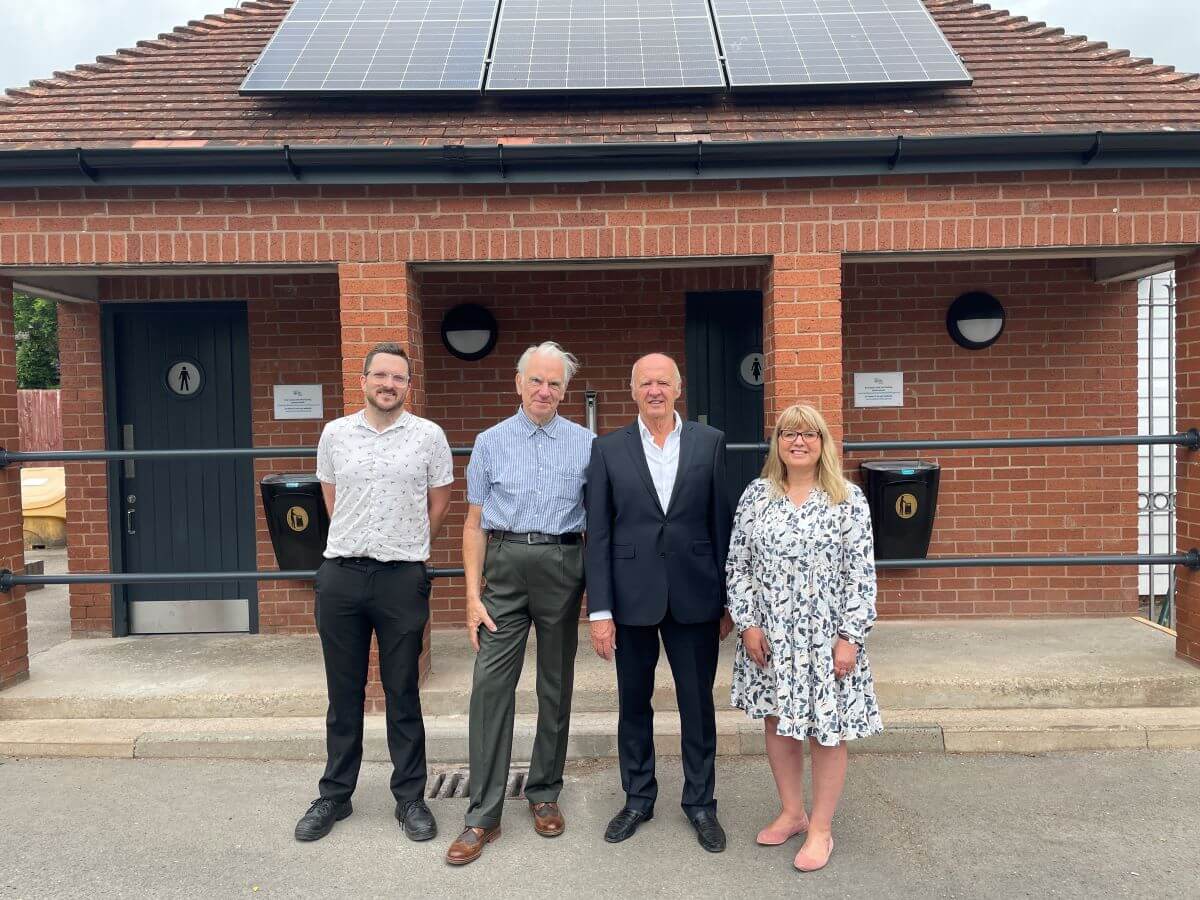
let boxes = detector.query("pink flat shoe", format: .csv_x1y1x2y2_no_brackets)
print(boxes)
755,818,810,846
793,835,834,872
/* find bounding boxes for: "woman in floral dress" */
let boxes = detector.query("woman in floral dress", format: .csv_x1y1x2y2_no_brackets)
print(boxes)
726,403,882,872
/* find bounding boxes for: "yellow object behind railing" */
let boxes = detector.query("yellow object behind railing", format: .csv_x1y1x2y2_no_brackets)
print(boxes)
21,466,66,547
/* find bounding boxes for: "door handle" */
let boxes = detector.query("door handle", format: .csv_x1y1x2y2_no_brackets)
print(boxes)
122,423,135,479
126,508,136,535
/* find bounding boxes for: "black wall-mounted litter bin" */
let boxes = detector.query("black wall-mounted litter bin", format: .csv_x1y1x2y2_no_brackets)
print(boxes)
860,460,940,560
261,474,330,570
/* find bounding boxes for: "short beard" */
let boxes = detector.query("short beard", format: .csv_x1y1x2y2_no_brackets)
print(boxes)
366,390,404,413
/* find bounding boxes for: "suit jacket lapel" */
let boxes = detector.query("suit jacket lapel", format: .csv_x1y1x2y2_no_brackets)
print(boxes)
625,424,665,515
665,421,698,516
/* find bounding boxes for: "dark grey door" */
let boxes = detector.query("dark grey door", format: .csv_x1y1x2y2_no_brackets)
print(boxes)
685,291,765,509
103,303,257,635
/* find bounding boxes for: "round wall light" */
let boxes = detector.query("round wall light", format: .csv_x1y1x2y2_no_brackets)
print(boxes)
946,291,1006,350
441,303,498,361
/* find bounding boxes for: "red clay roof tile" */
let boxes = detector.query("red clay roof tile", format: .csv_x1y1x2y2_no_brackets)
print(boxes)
0,0,1195,150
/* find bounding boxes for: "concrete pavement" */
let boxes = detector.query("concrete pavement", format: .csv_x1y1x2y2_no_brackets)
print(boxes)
24,548,69,657
3,616,1200,759
4,617,1199,721
4,705,1200,761
1,752,1196,898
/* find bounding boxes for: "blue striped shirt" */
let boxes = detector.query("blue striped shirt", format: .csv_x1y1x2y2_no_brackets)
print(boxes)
467,408,594,534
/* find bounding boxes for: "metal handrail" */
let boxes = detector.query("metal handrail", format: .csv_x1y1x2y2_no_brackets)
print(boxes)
0,567,464,591
2,428,1195,593
2,429,1196,467
3,552,1198,592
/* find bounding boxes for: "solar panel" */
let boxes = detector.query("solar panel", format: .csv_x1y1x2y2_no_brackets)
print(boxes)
240,0,500,93
711,0,971,89
486,0,726,92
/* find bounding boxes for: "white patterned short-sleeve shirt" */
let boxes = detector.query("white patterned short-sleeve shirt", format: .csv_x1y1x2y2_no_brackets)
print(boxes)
316,409,454,562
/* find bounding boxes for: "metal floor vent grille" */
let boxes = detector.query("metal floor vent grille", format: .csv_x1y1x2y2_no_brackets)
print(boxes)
427,769,527,801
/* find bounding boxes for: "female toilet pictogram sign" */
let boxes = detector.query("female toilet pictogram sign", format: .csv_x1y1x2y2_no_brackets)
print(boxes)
738,352,764,389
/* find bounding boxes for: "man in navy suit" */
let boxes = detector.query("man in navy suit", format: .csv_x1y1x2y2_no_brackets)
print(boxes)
584,353,734,853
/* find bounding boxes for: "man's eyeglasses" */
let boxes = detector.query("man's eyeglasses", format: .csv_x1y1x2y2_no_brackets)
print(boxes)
778,429,820,443
366,372,410,385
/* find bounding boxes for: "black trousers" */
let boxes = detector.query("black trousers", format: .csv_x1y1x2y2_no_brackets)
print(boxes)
314,557,431,805
614,611,720,816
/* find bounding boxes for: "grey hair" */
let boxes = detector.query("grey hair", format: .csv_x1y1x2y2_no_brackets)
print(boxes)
517,341,580,386
630,354,682,389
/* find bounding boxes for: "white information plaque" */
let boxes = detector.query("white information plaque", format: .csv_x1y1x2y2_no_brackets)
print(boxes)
853,372,904,408
273,384,324,420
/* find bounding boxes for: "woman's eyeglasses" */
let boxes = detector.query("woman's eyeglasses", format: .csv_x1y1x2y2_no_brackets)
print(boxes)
778,430,820,443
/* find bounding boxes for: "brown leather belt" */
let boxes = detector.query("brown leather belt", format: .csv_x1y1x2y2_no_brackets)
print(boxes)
489,530,581,545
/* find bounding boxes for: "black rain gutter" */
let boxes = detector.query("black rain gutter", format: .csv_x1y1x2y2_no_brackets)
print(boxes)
0,131,1198,187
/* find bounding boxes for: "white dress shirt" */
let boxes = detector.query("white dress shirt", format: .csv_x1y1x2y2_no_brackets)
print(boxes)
590,412,683,622
639,411,683,512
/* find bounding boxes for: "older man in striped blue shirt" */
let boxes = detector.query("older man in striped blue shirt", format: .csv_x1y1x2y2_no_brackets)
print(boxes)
446,341,594,866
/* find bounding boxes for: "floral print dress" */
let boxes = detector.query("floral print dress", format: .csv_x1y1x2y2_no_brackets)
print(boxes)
727,478,883,746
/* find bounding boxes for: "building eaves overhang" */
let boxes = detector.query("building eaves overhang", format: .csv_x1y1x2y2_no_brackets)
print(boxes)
0,131,1197,188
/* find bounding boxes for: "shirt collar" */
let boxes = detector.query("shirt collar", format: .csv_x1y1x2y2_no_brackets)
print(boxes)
356,409,411,435
516,406,560,438
638,411,683,443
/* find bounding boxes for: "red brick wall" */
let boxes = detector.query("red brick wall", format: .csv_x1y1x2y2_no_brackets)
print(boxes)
843,259,1139,617
9,169,1200,641
767,254,844,435
2,171,1197,271
59,275,342,635
57,300,109,636
0,278,28,685
421,265,761,626
244,277,342,633
1175,250,1200,664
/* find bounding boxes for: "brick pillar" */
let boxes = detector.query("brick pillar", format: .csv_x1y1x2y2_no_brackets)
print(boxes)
0,278,29,687
1176,251,1200,665
57,301,111,636
764,254,844,435
336,263,432,695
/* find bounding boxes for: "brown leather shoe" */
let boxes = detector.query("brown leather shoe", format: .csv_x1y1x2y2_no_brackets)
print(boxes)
445,825,501,866
530,802,565,837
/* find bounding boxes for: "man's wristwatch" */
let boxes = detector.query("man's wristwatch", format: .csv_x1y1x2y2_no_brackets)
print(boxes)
837,633,861,646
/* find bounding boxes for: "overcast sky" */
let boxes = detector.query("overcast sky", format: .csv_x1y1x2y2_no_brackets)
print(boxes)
0,0,1196,92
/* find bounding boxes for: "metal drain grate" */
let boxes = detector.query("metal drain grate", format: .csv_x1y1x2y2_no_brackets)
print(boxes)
427,768,527,801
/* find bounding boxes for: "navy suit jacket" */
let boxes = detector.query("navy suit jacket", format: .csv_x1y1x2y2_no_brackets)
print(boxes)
584,419,733,626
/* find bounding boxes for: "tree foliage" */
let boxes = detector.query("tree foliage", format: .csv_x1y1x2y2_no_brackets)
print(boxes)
13,292,59,389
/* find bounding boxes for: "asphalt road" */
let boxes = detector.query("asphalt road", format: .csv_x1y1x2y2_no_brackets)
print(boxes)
1,752,1196,899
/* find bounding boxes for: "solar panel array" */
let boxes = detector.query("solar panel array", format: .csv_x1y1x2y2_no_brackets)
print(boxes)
241,0,500,93
240,0,971,94
711,0,971,88
487,0,725,91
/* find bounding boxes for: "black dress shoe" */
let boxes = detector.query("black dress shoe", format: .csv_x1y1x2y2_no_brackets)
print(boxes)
604,806,653,843
688,810,727,853
396,798,438,841
295,797,352,842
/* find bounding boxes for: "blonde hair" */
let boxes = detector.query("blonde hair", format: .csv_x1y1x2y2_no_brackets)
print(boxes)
760,404,849,506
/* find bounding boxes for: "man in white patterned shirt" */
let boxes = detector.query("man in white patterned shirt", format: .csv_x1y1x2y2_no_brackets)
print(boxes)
445,341,593,866
294,342,453,845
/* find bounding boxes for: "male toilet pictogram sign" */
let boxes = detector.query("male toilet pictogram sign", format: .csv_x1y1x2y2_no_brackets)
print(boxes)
166,360,204,398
